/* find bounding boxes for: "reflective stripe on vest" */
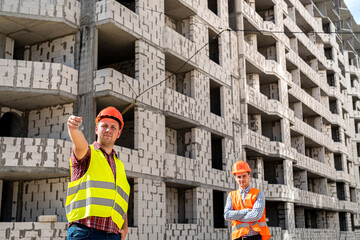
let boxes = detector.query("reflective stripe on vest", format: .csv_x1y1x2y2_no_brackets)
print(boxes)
65,145,130,229
232,221,268,232
67,180,130,203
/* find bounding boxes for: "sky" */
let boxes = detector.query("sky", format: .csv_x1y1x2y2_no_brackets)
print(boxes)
344,0,360,24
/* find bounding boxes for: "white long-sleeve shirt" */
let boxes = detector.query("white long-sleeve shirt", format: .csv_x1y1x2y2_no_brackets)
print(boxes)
224,185,265,237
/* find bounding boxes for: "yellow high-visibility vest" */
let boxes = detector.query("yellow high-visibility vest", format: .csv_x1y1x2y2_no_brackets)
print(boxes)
65,145,130,229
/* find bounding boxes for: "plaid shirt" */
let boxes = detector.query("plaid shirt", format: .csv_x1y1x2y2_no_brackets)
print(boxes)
69,141,120,233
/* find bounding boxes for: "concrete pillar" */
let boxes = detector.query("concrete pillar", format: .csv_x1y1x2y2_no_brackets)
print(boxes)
325,152,334,167
309,59,318,72
317,210,326,228
285,203,295,235
345,183,350,201
23,45,30,60
278,79,288,106
283,159,293,186
294,170,307,190
75,0,98,142
327,181,337,198
246,74,260,90
311,87,320,102
290,38,298,53
281,119,291,144
291,136,305,155
288,7,296,23
346,212,352,231
291,69,301,86
326,212,339,233
0,34,14,59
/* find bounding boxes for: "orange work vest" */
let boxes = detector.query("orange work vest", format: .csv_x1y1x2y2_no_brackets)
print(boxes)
230,188,271,240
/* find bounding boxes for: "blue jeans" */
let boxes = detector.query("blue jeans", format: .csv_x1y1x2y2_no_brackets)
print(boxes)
67,224,121,240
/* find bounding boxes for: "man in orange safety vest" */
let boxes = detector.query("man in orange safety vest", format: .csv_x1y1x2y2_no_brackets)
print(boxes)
224,161,271,240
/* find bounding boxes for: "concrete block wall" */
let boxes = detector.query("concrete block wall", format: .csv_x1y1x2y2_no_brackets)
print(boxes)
29,35,76,68
0,222,68,240
166,187,179,224
0,0,80,26
28,103,73,140
22,177,68,222
0,59,78,94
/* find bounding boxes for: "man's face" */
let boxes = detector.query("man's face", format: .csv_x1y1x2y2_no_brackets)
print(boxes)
95,118,122,147
234,172,251,190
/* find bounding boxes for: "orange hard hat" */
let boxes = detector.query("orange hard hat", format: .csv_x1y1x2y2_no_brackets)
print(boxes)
95,106,124,130
232,161,252,175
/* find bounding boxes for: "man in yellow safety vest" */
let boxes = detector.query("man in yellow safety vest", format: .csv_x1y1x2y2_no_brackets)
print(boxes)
65,106,130,240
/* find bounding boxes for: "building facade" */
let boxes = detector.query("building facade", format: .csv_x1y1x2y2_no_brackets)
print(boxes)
0,0,360,239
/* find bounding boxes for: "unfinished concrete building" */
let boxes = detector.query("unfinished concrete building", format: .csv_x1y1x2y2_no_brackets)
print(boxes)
0,0,360,239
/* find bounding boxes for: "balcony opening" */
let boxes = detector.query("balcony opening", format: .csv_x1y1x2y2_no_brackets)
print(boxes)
334,154,343,171
211,133,223,170
304,146,324,162
213,190,226,228
347,160,351,174
255,3,275,23
264,160,284,184
327,73,335,87
98,33,136,79
260,82,279,100
353,100,357,111
127,178,136,227
339,212,347,231
350,187,356,203
165,71,193,98
0,112,25,137
246,157,260,179
331,126,340,142
307,175,327,195
258,44,277,61
336,182,345,200
116,0,137,12
261,119,282,142
304,209,317,228
266,202,285,229
324,48,332,60
323,23,330,33
166,184,196,224
357,144,360,157
329,100,338,114
164,0,195,40
0,181,13,222
208,0,218,15
209,29,220,64
293,169,307,190
228,0,236,30
165,126,193,158
210,79,222,116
